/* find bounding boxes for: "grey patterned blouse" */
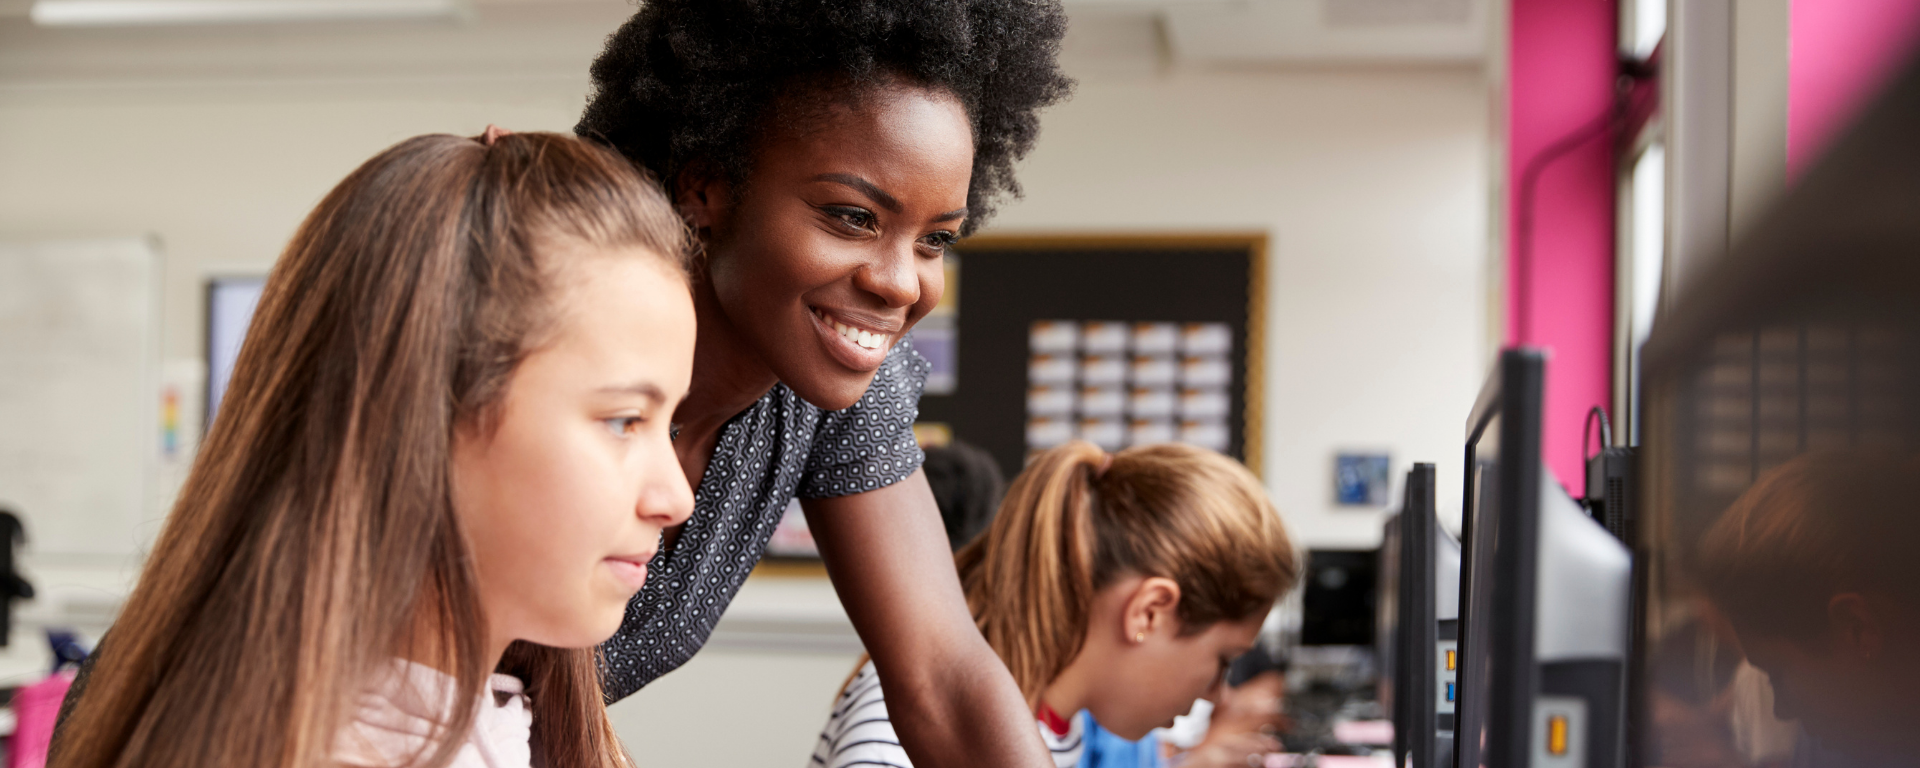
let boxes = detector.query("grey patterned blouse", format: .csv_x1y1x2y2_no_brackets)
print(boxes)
597,340,929,702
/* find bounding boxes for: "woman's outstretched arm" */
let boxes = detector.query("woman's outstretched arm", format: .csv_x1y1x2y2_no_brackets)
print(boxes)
804,469,1053,768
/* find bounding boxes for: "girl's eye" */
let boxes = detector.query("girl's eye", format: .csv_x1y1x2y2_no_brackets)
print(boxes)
824,206,876,232
603,417,644,437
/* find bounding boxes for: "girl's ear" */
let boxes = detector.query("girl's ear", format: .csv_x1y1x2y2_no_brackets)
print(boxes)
673,164,731,231
1125,576,1183,643
1827,593,1885,661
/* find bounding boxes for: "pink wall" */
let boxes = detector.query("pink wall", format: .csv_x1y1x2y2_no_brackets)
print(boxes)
1507,0,1617,490
1789,0,1920,176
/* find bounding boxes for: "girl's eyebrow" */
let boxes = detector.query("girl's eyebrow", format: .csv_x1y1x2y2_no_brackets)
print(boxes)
596,382,667,405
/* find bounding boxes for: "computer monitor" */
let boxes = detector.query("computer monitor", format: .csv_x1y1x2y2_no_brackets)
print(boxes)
1379,464,1464,768
1436,519,1461,765
1632,55,1920,768
1379,463,1461,768
204,274,266,430
1302,549,1378,647
1456,349,1632,768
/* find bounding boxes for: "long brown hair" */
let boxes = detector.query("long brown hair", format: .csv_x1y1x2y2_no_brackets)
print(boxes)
956,440,1299,704
52,131,688,768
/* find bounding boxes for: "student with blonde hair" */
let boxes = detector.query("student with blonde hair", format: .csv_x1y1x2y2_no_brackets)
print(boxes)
53,129,696,768
812,440,1299,768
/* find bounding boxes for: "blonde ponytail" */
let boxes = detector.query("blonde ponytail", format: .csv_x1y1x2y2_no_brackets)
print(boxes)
958,440,1298,706
957,441,1109,705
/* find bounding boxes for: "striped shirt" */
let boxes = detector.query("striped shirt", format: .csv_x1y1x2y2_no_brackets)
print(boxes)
811,660,1084,768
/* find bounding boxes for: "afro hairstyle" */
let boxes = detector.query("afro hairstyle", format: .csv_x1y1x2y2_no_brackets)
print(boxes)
575,0,1074,236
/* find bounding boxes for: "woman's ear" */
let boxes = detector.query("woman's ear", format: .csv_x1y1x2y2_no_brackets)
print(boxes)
1124,576,1183,644
673,164,731,231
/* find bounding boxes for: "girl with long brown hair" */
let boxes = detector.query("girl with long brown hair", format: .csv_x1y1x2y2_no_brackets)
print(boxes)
811,440,1300,768
52,129,695,768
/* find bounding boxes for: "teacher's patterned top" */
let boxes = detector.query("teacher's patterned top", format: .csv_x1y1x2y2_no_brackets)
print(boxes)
598,340,929,702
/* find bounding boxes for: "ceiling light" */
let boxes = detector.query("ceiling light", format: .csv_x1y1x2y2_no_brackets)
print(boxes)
30,0,469,27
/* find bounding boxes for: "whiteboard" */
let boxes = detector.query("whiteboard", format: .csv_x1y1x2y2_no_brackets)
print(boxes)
0,239,159,557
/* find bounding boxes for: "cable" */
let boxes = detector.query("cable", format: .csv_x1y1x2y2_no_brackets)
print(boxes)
1513,110,1617,343
1583,405,1614,464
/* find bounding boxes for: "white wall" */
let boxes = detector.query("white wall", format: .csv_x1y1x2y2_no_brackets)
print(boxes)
0,3,1489,763
0,75,1490,551
0,2,1490,550
993,68,1491,544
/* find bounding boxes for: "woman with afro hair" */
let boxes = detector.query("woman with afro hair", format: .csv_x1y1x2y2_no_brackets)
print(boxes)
574,0,1073,765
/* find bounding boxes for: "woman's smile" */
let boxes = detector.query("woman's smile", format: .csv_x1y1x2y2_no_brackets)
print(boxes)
811,306,900,371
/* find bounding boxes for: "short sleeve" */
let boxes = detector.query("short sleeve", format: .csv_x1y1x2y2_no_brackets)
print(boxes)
797,339,930,499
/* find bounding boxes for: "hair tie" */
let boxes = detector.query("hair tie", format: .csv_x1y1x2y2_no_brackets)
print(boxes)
479,124,513,147
1095,453,1113,478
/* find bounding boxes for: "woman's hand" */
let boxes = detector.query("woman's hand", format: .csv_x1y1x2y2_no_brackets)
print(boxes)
1210,671,1290,738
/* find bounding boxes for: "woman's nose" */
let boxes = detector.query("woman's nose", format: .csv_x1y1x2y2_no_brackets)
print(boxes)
853,242,920,308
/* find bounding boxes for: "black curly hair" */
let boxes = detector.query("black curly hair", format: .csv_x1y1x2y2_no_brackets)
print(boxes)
575,0,1073,236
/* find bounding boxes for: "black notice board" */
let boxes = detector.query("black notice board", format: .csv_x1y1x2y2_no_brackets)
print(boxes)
917,235,1265,481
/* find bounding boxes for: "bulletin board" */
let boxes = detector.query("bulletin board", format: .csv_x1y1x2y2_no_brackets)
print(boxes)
0,239,161,557
918,234,1267,480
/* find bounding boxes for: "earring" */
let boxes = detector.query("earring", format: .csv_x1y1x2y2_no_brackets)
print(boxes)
1134,631,1146,643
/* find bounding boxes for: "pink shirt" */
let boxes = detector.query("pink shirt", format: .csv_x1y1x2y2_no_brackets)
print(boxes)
334,660,533,768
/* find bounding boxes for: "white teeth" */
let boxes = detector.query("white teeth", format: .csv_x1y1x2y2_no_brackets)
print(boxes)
822,311,887,350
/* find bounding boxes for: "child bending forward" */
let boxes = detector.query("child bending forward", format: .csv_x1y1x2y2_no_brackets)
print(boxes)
811,440,1299,768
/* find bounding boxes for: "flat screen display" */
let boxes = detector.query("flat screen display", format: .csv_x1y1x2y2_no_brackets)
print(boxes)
205,276,265,429
1456,409,1499,768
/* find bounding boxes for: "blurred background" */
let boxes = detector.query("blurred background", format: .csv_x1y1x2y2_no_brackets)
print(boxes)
2,0,1916,766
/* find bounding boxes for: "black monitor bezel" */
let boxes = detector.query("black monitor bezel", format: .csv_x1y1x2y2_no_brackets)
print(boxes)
1455,349,1546,768
1395,463,1440,768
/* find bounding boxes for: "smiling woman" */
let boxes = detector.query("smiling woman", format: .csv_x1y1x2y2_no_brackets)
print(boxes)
571,1,1073,766
684,84,974,409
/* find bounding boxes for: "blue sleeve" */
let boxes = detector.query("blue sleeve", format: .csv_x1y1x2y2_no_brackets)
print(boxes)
797,339,930,500
1081,712,1165,768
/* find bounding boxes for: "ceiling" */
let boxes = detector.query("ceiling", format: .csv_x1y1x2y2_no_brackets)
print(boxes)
0,0,1489,91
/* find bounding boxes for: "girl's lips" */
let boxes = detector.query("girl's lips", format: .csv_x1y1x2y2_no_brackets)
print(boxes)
605,556,651,592
810,307,892,372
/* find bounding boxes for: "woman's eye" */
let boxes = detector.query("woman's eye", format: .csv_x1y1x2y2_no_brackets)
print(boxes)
603,417,644,437
824,207,876,232
920,231,958,252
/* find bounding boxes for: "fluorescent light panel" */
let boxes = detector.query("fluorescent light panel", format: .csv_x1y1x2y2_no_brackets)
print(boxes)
30,0,466,27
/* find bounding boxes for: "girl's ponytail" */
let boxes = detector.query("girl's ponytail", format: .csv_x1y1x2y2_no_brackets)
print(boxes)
959,440,1298,706
958,440,1106,705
